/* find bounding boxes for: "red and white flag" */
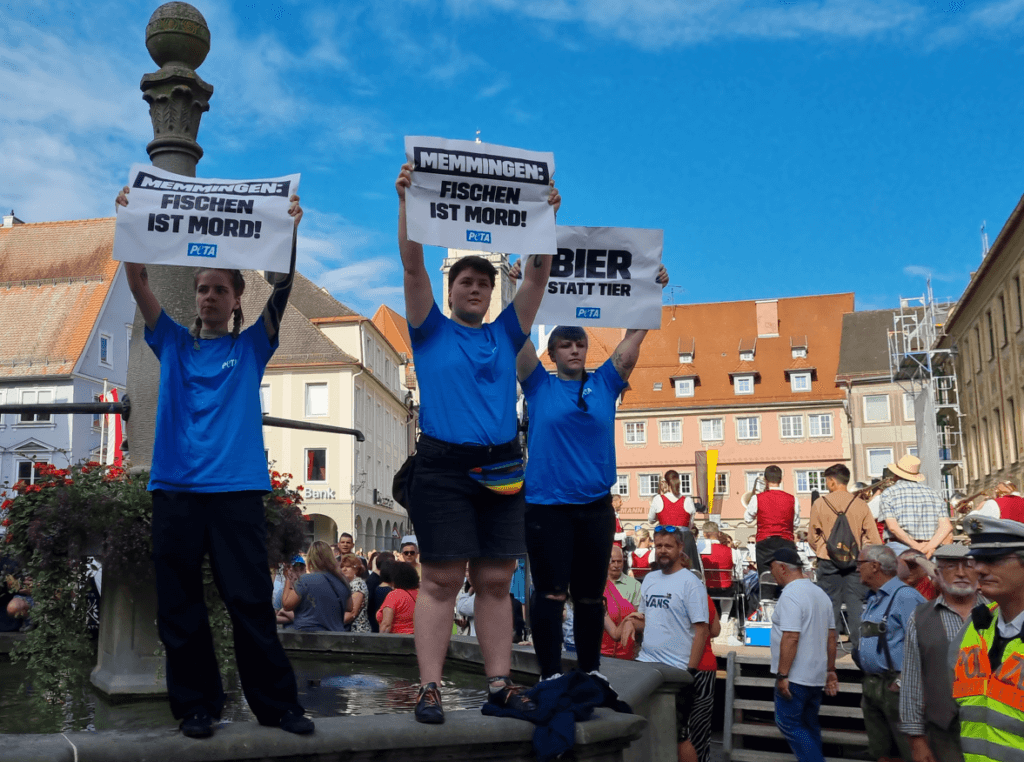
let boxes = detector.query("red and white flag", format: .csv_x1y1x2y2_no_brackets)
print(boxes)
103,389,123,466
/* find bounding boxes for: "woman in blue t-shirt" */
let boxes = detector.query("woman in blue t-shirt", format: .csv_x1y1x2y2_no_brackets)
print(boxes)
115,187,313,739
395,162,559,724
513,264,668,681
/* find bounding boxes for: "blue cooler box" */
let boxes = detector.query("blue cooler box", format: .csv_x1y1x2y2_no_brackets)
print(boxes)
744,622,771,647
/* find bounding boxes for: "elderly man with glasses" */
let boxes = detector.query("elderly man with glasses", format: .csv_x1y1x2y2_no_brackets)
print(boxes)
856,544,926,762
900,544,984,762
951,515,1024,761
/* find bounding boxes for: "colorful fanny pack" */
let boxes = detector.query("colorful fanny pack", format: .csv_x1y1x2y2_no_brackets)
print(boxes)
468,459,525,495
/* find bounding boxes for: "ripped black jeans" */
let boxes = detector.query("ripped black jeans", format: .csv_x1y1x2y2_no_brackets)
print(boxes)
524,496,616,678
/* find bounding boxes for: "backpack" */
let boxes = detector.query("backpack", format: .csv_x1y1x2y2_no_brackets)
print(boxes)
825,495,859,571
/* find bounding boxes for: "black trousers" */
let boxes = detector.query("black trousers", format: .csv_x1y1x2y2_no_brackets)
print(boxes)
524,496,615,678
152,489,303,724
755,536,797,576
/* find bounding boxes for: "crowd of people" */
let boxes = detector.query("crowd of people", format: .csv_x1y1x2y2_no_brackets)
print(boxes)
105,162,1024,762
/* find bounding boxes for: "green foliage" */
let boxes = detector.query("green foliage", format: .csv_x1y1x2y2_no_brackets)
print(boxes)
0,461,309,706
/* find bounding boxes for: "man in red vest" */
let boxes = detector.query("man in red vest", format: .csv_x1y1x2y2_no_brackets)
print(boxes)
971,481,1024,523
743,465,800,575
648,470,696,529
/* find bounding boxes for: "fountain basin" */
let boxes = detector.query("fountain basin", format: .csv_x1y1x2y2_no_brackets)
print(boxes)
0,630,688,761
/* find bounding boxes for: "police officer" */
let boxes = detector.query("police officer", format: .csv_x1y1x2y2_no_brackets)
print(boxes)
952,515,1024,761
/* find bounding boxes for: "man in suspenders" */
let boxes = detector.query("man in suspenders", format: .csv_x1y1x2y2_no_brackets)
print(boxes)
970,481,1024,522
744,465,800,576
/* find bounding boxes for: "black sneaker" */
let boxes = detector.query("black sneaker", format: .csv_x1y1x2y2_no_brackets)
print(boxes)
179,709,214,739
486,681,536,713
415,682,445,724
279,710,315,735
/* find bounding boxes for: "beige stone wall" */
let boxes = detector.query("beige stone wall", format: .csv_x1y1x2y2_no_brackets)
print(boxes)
846,379,919,486
945,214,1024,496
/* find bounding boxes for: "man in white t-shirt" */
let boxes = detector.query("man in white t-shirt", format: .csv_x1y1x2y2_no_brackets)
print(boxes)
622,526,709,762
769,547,838,762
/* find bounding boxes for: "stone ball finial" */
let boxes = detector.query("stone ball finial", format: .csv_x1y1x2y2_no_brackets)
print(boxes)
146,2,210,70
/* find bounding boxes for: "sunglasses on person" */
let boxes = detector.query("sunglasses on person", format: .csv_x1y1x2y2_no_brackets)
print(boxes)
402,550,417,557
654,526,683,534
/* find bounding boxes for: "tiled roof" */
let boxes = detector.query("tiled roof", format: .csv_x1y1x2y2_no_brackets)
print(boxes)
835,309,898,378
372,305,412,356
238,273,358,367
603,293,853,410
286,272,359,319
670,363,699,378
728,361,761,378
784,357,816,375
0,218,119,378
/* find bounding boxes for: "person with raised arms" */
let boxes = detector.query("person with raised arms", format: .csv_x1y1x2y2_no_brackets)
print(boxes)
394,161,560,724
114,186,312,739
509,261,668,684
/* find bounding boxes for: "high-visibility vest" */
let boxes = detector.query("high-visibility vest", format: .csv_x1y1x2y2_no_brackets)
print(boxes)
953,602,1024,761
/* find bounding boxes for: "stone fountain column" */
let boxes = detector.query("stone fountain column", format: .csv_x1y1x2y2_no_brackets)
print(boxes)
91,1,214,697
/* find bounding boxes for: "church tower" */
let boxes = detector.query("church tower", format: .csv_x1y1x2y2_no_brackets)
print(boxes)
440,249,515,322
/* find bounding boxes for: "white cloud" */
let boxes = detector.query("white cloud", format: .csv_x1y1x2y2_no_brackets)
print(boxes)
903,264,963,282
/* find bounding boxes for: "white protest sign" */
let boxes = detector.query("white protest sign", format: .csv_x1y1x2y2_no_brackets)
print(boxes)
112,164,300,271
534,226,664,330
404,136,556,255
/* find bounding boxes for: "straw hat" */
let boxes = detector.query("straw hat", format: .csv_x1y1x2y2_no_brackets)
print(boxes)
887,454,926,482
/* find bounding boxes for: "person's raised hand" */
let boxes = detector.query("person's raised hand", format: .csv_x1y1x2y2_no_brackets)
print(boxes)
547,182,561,217
656,264,669,288
115,186,130,210
396,162,414,201
508,259,522,281
288,194,303,228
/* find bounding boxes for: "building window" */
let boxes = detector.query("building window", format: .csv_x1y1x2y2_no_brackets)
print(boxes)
993,408,1005,471
745,471,761,491
792,347,807,359
974,326,983,371
736,416,760,440
863,394,890,423
780,415,803,438
17,459,50,485
305,383,328,417
795,469,826,493
867,447,893,478
679,352,693,364
739,350,754,362
1000,296,1009,346
674,379,694,398
908,447,918,457
639,473,661,497
714,472,729,494
734,375,754,395
1015,276,1023,332
700,418,724,441
659,420,682,443
790,372,811,392
678,473,692,494
903,392,916,422
305,448,327,482
92,393,103,429
99,333,112,367
653,382,663,392
624,421,647,444
260,384,270,415
1010,398,1020,464
987,311,996,359
982,417,992,474
809,413,833,437
19,390,53,423
614,475,629,496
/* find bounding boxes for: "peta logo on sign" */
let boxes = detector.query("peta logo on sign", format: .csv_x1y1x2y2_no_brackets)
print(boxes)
576,307,601,320
188,243,218,258
466,230,492,244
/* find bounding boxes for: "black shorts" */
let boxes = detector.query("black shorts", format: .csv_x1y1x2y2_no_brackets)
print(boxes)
408,434,526,562
675,682,696,743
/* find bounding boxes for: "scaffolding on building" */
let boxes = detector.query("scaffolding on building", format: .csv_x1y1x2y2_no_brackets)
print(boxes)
887,280,964,501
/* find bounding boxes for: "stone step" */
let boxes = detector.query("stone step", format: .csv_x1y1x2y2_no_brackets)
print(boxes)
733,698,864,718
732,722,869,747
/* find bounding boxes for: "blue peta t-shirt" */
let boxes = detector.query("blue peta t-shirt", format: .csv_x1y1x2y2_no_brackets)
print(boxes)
410,301,527,445
522,358,627,505
145,310,274,493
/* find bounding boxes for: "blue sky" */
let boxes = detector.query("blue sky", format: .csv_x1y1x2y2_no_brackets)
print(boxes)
4,0,1023,316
